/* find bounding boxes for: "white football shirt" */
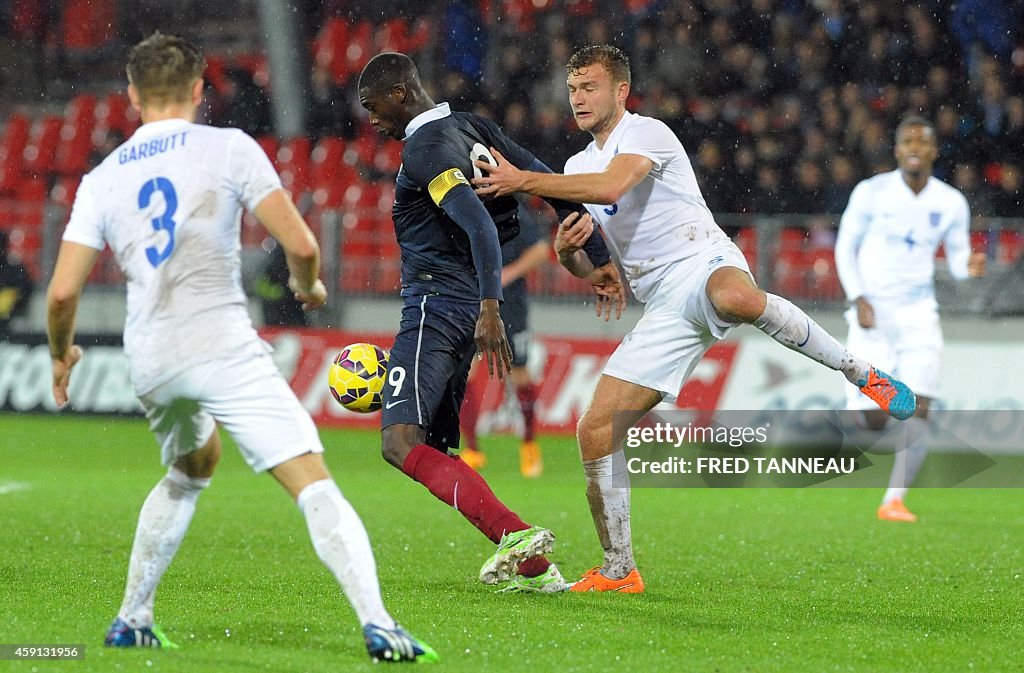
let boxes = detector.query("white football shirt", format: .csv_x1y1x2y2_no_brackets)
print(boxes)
835,170,971,310
63,119,282,394
563,111,728,302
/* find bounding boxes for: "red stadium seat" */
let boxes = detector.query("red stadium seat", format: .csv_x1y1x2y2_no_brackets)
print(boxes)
343,22,374,79
406,18,432,51
53,121,94,175
998,230,1023,264
254,135,279,167
374,140,403,175
778,227,808,251
62,0,115,50
804,249,842,301
970,231,989,254
51,177,81,208
772,249,808,297
346,134,378,168
16,177,46,203
312,181,348,209
313,17,350,81
735,227,758,271
310,136,347,188
0,115,30,193
97,92,130,137
22,116,64,176
2,114,31,157
277,137,311,195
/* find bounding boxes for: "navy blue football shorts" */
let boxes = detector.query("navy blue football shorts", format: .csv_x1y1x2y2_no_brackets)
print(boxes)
381,294,478,451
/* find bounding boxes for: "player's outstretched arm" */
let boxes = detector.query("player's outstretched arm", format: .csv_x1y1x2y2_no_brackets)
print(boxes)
252,189,326,310
47,241,100,406
473,148,653,205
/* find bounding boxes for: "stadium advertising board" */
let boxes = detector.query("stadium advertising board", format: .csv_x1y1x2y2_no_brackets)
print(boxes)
0,334,141,414
3,330,1021,440
257,327,739,433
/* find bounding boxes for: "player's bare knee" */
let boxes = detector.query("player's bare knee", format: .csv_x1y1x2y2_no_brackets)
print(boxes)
708,282,765,323
176,431,221,478
381,425,414,469
577,412,610,459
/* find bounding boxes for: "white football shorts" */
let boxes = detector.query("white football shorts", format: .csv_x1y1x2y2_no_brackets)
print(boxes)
844,301,942,409
603,239,751,402
138,352,324,471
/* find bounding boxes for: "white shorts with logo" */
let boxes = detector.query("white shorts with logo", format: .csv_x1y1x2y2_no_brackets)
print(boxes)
603,240,751,402
138,353,324,471
844,301,943,410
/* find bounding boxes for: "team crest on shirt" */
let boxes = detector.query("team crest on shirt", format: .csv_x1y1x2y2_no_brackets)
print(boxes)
929,212,942,227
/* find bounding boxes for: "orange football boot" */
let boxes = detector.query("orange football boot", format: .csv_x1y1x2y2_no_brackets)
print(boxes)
858,367,916,420
519,441,543,478
459,447,487,471
569,567,645,593
877,499,918,523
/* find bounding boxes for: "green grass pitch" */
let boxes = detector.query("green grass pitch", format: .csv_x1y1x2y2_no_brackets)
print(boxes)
2,413,1022,672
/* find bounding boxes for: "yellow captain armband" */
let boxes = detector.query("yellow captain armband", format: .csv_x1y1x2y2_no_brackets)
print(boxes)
427,168,470,206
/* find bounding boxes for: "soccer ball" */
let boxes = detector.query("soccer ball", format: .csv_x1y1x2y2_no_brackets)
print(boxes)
328,343,389,413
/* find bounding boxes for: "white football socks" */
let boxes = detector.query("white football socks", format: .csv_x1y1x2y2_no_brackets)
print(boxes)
297,479,395,629
883,417,930,504
582,451,635,580
754,293,870,385
119,468,209,629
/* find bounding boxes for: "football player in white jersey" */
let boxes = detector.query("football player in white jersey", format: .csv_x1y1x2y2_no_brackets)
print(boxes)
836,117,985,523
473,45,917,592
45,33,436,662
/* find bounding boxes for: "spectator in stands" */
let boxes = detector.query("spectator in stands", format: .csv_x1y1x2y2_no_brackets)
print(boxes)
824,155,859,215
308,63,355,140
0,230,34,340
993,164,1022,217
220,66,272,136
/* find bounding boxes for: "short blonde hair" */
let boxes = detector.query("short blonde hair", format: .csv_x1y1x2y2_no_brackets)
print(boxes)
127,32,205,105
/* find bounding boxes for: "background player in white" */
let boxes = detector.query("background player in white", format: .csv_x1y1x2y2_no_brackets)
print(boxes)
473,45,916,592
46,33,436,662
835,116,986,523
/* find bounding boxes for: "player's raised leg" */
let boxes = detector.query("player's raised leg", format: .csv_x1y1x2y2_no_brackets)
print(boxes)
705,266,917,419
270,452,437,663
106,425,220,648
569,374,660,593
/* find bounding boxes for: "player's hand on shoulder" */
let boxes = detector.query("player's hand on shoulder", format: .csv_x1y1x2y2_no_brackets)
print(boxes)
555,211,594,258
289,277,328,311
51,344,83,407
854,297,875,329
475,299,513,380
471,147,523,198
589,262,626,322
968,252,986,278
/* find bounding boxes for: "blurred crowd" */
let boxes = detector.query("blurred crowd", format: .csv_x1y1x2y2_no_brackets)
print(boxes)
1,0,1022,218
306,0,1024,217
